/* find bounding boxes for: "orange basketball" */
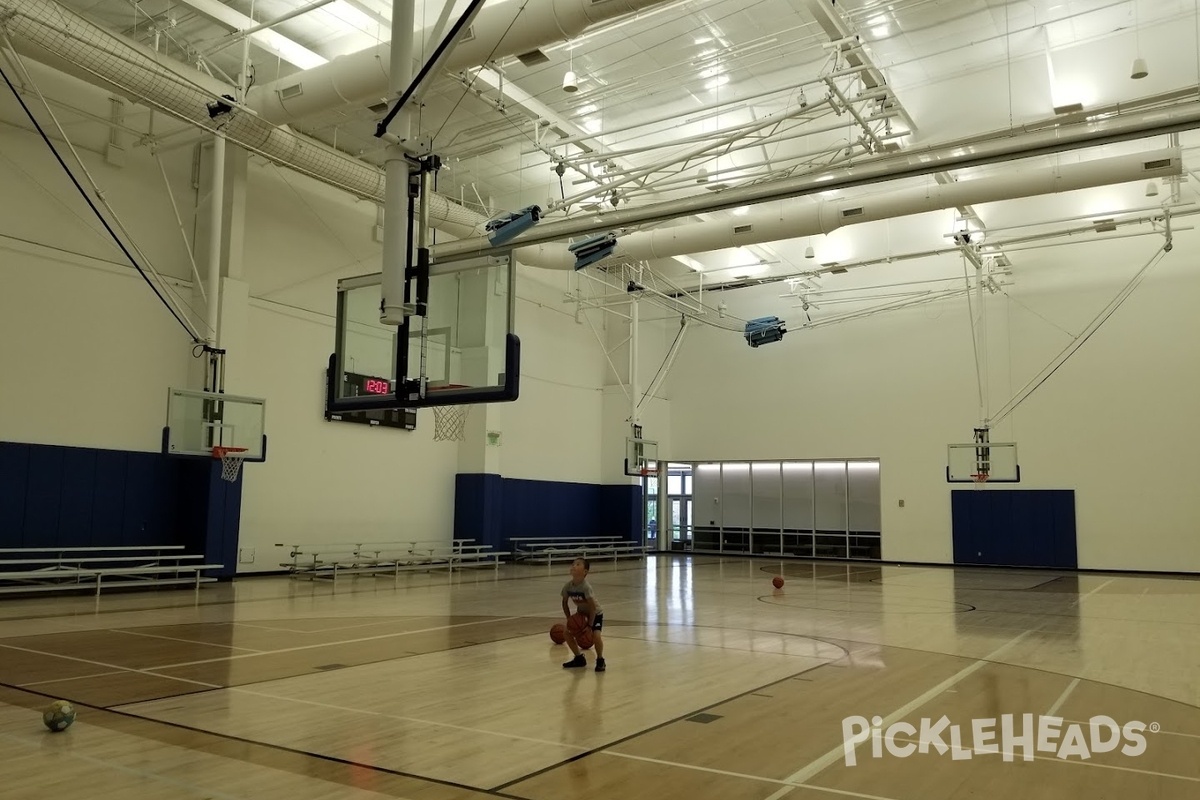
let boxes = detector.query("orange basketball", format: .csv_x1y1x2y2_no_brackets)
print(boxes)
567,613,594,649
549,623,566,644
772,576,784,589
576,627,594,650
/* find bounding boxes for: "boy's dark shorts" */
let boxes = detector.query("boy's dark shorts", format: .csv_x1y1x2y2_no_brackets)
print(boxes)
591,613,604,631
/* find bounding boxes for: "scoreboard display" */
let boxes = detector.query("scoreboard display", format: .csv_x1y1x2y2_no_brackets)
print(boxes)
326,371,416,430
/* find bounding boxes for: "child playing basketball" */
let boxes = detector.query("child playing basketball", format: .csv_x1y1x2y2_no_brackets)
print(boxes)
561,557,605,672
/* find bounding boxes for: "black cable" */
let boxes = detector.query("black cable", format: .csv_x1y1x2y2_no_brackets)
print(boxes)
991,246,1166,424
375,0,488,138
639,316,687,408
0,61,200,342
431,0,533,146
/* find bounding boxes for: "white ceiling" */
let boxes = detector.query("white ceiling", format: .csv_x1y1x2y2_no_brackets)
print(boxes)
17,0,1200,326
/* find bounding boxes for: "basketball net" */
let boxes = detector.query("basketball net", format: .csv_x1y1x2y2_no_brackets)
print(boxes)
213,446,248,482
433,405,470,442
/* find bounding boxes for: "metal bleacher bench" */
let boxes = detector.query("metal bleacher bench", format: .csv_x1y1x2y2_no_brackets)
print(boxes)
277,539,502,581
0,546,224,596
510,536,650,565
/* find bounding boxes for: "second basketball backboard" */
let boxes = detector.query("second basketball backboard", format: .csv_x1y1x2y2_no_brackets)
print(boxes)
164,388,266,460
626,436,659,476
328,251,519,413
947,442,1019,482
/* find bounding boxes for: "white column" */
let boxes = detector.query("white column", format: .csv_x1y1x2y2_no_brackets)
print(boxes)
630,293,639,431
206,134,225,346
380,1,416,325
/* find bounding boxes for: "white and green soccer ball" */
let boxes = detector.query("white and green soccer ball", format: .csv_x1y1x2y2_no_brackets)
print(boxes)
43,700,76,732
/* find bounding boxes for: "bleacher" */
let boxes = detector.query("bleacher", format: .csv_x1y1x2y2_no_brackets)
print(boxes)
277,539,502,581
0,546,224,596
510,536,649,565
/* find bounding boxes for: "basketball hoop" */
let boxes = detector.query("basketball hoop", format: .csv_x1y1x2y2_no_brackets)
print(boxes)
212,446,249,482
427,385,472,442
433,405,470,442
970,472,990,487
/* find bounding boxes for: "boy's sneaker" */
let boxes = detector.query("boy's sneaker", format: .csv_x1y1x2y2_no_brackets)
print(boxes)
562,654,586,669
595,658,606,672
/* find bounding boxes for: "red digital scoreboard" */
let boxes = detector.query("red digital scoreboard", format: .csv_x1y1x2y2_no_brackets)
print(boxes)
328,372,415,430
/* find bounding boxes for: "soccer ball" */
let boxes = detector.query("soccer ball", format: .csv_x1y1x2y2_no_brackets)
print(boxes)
43,700,76,732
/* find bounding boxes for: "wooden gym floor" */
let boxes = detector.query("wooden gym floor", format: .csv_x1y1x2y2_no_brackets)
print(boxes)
2,555,1199,799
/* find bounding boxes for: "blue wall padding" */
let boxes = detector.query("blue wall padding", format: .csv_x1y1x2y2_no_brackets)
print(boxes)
455,474,642,551
951,489,1077,569
600,484,641,542
0,441,240,577
454,473,505,549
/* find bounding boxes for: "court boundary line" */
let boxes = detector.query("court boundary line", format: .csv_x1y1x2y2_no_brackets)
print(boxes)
223,686,593,751
0,730,248,800
0,680,528,800
0,642,223,690
6,625,566,710
603,733,1200,793
601,751,902,800
491,658,838,792
1046,677,1081,717
865,732,1200,784
17,670,127,687
228,616,444,634
113,628,265,652
147,615,530,670
760,629,1036,800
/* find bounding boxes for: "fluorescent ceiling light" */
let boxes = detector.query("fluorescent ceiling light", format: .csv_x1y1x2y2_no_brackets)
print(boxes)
673,254,706,271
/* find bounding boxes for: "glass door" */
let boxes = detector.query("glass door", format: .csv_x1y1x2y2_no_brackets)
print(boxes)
643,472,658,549
670,497,692,550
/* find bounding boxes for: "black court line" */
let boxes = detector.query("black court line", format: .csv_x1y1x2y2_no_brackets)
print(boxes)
0,679,529,800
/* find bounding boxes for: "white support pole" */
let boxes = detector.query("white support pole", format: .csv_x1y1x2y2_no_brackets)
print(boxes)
206,133,225,346
630,289,639,432
976,257,988,426
380,0,415,325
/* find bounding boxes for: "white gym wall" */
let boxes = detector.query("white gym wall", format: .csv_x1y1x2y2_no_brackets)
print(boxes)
667,227,1200,573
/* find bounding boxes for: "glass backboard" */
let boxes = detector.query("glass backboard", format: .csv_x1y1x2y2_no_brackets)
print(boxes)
947,442,1019,482
626,437,659,475
163,388,266,459
329,251,519,411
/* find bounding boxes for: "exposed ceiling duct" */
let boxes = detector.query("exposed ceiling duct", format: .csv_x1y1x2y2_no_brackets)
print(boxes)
0,0,486,237
431,92,1200,262
503,149,1184,270
248,0,675,124
0,0,1190,278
